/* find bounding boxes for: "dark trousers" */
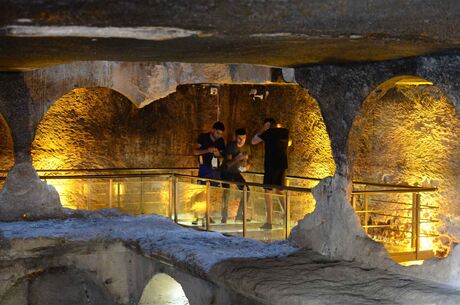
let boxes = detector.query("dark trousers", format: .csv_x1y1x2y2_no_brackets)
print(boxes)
198,164,221,186
222,172,249,220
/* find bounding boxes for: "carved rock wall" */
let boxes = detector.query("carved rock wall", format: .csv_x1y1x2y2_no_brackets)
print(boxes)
31,84,335,180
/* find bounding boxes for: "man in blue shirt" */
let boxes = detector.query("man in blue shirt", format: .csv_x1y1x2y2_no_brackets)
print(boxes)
193,121,226,225
194,121,226,182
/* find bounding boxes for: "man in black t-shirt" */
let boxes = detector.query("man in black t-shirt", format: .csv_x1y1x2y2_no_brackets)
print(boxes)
252,118,290,229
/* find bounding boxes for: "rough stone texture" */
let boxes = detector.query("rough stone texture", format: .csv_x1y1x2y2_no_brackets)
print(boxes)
290,172,460,292
31,84,335,179
26,267,114,305
1,215,460,305
0,162,62,221
0,114,14,171
0,61,279,161
293,55,460,256
295,55,460,174
0,73,36,164
23,61,276,109
211,249,460,305
348,85,460,253
2,1,460,69
290,175,393,264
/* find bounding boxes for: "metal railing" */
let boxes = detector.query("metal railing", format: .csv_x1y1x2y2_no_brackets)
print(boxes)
7,170,314,241
351,183,438,262
0,167,440,261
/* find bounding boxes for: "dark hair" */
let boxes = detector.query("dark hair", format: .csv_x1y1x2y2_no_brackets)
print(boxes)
212,121,225,131
264,118,276,126
235,128,247,136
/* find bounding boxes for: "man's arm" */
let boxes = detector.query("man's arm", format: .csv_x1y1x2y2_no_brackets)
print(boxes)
193,134,215,155
251,122,270,145
226,152,246,168
251,134,263,145
194,145,214,156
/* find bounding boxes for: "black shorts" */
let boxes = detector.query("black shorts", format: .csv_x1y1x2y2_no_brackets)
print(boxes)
263,168,286,189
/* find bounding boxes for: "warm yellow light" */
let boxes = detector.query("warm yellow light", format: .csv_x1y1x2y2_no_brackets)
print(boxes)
399,260,424,266
394,79,433,86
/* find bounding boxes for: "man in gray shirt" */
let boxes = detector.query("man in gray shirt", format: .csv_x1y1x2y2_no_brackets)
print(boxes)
221,128,251,223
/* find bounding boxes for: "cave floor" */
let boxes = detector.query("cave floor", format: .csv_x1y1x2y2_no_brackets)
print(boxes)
1,212,460,305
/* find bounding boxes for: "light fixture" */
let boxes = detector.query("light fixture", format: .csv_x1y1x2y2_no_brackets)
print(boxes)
249,88,268,101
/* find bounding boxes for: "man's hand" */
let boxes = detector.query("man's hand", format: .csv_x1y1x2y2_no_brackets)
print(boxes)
234,152,248,161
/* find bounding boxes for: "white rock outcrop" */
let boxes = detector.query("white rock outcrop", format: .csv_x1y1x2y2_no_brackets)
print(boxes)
0,162,62,220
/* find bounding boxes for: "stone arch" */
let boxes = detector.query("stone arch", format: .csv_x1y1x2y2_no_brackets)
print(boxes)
31,83,335,175
139,273,190,305
0,112,14,171
0,267,115,305
347,75,460,257
31,86,170,170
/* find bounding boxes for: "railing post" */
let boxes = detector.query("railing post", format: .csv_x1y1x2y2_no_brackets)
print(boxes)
243,185,248,238
206,180,211,231
285,190,291,239
117,182,121,209
109,178,113,208
364,194,369,233
87,180,91,210
173,175,178,223
169,175,175,219
412,193,421,259
351,194,357,209
140,176,144,214
411,192,417,252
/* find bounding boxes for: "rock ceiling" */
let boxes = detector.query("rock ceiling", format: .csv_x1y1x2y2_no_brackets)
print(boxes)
1,0,460,70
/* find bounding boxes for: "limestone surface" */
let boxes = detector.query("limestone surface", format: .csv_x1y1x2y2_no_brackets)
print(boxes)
1,214,460,305
0,162,62,221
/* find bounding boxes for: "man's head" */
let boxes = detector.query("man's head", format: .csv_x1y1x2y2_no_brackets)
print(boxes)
263,118,277,129
235,128,247,147
212,121,225,139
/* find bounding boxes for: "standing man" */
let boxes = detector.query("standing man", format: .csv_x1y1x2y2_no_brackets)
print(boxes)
194,121,226,181
251,118,289,229
222,128,251,223
193,121,226,225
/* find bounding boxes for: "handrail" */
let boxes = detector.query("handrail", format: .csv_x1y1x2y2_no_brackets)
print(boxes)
245,171,323,182
173,174,312,193
352,180,434,189
0,171,314,194
0,173,173,180
0,167,198,173
0,166,440,261
0,167,436,191
352,188,437,194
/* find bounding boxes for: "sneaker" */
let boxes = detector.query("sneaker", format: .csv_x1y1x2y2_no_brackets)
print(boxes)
260,223,273,230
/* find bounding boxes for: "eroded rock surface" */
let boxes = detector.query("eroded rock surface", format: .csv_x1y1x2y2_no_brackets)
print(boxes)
291,174,460,291
0,162,62,221
211,249,460,305
0,215,460,305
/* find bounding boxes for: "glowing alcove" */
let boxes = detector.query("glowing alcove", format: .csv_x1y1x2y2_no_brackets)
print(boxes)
139,273,189,305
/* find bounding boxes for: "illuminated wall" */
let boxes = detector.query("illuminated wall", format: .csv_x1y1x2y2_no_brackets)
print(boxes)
32,84,335,176
31,84,335,218
348,82,460,256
